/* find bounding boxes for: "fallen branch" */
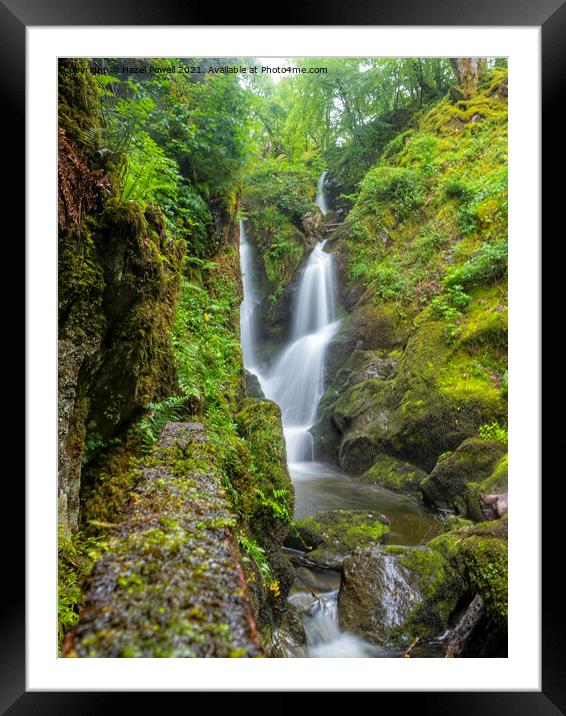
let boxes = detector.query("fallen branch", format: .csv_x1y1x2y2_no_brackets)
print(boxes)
402,635,421,658
445,593,484,658
294,571,322,601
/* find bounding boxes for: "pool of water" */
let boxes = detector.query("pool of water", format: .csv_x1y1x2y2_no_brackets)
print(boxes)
289,461,441,546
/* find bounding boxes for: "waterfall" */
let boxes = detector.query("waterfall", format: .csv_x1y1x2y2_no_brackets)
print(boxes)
290,591,375,658
239,220,260,372
239,178,375,658
315,170,328,215
258,241,340,463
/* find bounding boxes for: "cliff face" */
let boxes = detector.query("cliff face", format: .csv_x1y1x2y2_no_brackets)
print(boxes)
58,63,184,532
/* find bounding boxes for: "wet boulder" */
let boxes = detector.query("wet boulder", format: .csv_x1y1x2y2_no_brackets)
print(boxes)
338,547,423,646
338,516,508,650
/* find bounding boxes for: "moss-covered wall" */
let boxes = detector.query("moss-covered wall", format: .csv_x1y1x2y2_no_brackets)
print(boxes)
58,62,185,532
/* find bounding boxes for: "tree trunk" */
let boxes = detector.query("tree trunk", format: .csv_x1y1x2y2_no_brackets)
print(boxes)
450,57,486,97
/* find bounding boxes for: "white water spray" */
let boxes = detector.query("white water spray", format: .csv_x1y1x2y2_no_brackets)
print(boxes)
315,170,329,215
260,241,340,462
239,220,261,372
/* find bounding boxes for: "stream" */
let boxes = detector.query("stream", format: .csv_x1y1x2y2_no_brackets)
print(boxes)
239,172,441,657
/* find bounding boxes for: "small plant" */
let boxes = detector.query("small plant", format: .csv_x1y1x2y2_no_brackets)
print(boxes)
254,487,293,524
137,395,189,452
58,526,97,653
237,533,275,586
479,422,508,443
430,284,470,343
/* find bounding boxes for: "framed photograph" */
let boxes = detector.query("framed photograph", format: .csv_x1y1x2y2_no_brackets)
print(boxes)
9,0,554,709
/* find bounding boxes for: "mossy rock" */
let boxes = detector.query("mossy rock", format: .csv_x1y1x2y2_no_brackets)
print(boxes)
70,423,260,658
235,397,295,626
244,370,265,399
337,513,507,648
318,309,506,474
338,540,464,647
428,516,508,625
287,509,390,568
421,437,507,517
361,453,428,495
325,301,411,387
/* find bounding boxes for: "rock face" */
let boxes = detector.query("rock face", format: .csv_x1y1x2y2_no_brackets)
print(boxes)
58,65,184,532
58,200,183,532
67,423,260,657
235,398,296,626
421,438,507,518
314,289,507,478
286,509,391,569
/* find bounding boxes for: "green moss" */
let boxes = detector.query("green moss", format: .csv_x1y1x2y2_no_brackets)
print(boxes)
70,425,260,658
293,509,390,556
361,453,427,494
343,68,507,309
385,544,463,638
379,513,508,640
422,437,507,515
58,59,100,147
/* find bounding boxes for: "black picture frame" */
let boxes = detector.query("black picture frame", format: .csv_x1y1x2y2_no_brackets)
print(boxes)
9,0,553,710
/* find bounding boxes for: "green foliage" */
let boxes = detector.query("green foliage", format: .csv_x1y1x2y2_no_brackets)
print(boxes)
137,395,191,453
254,487,293,524
95,59,254,257
343,67,508,312
237,532,274,585
243,159,316,293
430,285,470,343
445,239,508,290
245,160,315,226
58,526,97,652
478,422,508,443
351,166,424,238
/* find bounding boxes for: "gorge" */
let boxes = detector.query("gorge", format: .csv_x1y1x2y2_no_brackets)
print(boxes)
58,57,509,660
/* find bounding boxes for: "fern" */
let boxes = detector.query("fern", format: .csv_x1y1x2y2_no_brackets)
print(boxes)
137,395,189,453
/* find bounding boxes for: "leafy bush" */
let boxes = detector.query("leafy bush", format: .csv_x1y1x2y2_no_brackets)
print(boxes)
244,160,315,229
355,166,424,220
